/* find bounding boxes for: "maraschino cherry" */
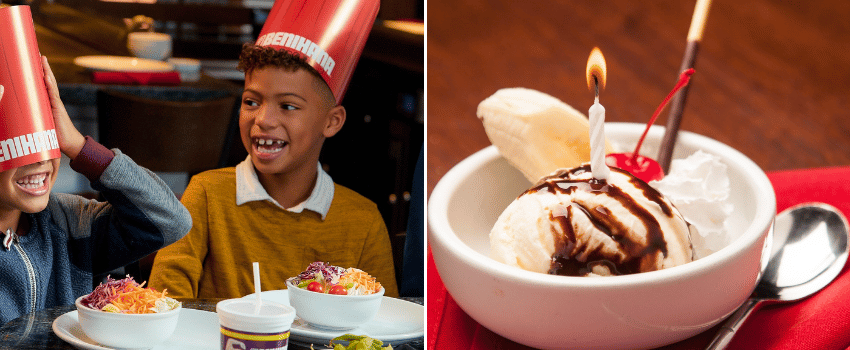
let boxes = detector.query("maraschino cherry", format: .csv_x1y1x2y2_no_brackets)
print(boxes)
605,68,695,182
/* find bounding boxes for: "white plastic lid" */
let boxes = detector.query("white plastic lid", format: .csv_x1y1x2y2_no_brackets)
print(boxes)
217,299,296,333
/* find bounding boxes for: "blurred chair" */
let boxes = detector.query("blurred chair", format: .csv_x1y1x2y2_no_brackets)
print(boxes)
97,89,239,175
218,107,248,168
96,88,239,284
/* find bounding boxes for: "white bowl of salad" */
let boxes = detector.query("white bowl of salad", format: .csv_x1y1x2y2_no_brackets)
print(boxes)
286,262,384,330
75,276,181,349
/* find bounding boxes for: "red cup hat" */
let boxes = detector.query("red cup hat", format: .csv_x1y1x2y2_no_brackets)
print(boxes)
255,0,380,104
0,5,61,172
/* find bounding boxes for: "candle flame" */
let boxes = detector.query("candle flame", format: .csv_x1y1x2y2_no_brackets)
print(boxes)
586,47,607,92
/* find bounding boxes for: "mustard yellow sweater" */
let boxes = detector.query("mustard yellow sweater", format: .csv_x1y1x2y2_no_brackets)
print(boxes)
149,168,398,298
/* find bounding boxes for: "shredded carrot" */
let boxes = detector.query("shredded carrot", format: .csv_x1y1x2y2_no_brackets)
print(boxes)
340,268,382,294
107,283,169,314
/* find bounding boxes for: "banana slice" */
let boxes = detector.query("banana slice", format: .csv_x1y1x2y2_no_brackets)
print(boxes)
477,87,612,183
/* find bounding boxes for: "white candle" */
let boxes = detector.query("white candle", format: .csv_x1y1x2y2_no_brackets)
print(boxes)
589,96,610,180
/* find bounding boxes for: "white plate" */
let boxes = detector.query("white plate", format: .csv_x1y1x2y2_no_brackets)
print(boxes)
52,309,219,350
73,55,174,72
244,290,424,346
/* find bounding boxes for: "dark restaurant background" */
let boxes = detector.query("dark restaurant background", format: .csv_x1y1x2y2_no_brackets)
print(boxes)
8,0,424,289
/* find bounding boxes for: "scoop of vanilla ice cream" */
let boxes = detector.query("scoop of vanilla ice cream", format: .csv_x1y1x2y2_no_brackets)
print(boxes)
650,150,733,258
490,165,694,276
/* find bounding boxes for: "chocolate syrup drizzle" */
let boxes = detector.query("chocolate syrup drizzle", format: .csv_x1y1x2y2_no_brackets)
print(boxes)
527,165,676,276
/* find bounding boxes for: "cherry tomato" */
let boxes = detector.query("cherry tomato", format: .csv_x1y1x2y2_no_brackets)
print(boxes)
329,285,347,295
307,281,325,293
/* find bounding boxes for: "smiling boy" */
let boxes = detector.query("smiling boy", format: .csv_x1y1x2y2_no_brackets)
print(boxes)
0,57,191,324
242,57,340,210
149,0,397,298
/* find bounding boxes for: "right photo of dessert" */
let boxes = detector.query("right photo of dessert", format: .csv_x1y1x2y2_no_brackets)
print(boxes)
426,1,850,350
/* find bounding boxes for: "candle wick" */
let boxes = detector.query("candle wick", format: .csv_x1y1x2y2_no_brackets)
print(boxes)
593,75,599,98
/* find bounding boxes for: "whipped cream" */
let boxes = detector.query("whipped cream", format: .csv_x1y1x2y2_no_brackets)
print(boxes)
650,150,733,259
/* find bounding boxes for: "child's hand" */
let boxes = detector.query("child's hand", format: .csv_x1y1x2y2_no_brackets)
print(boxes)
42,56,85,159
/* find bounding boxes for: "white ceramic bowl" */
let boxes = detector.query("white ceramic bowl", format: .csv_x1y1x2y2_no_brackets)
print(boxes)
167,57,201,82
428,122,776,350
75,295,181,349
127,32,172,61
286,279,384,330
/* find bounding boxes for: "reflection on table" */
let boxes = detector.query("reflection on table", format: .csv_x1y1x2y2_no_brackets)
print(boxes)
0,298,424,350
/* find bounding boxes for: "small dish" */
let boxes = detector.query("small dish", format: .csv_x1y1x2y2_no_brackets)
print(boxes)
127,32,172,61
243,290,423,346
52,308,218,350
166,58,201,82
74,295,180,349
285,279,383,330
74,55,174,73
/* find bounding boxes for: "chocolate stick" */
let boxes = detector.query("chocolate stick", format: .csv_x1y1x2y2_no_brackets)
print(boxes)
657,0,712,173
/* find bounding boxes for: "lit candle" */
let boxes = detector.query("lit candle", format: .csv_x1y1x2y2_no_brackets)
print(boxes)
588,94,609,180
586,47,609,180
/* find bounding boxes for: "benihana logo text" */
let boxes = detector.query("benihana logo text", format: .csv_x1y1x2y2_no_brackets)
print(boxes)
256,31,336,76
0,129,59,163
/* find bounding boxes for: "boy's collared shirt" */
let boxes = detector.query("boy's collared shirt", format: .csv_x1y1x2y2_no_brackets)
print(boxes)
235,157,333,220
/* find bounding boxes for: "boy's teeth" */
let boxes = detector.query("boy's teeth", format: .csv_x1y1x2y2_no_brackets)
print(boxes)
257,139,284,146
17,174,46,188
256,139,286,153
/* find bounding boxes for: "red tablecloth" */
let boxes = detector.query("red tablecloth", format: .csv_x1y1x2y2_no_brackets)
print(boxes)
428,166,850,350
91,71,181,85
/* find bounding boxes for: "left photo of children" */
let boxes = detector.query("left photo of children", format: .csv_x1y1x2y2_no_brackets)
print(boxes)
0,0,423,348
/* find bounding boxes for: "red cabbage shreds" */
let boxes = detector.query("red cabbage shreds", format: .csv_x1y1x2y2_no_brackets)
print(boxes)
81,275,141,310
295,262,346,282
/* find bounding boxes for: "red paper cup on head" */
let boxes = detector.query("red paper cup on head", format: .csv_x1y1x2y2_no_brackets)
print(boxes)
255,0,380,104
0,5,61,172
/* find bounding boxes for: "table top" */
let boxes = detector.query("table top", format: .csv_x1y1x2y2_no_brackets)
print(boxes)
0,298,423,350
427,0,850,196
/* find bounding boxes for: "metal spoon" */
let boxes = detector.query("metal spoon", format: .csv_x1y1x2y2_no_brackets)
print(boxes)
706,202,849,349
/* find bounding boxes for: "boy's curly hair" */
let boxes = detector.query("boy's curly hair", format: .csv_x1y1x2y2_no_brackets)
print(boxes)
238,43,335,104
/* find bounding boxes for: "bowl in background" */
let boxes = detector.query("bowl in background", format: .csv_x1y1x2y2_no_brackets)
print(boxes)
428,122,776,350
127,32,172,61
167,58,201,82
74,295,181,349
285,279,384,330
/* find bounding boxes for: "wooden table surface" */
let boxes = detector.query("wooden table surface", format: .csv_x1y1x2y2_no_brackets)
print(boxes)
427,0,850,196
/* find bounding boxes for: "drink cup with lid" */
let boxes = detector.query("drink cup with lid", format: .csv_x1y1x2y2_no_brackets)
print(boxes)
217,262,296,350
217,298,296,350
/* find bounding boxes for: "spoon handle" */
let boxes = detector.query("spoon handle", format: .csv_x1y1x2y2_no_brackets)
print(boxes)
705,298,761,350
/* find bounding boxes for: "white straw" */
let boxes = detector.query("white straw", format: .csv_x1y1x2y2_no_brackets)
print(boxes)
253,262,262,306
